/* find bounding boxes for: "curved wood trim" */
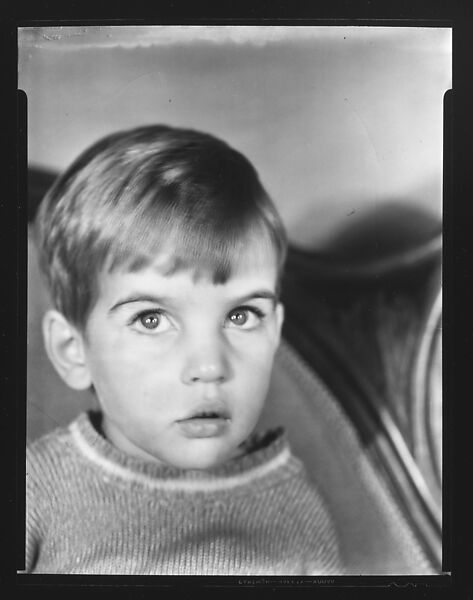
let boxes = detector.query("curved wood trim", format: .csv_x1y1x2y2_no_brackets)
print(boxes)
286,234,442,283
412,291,443,494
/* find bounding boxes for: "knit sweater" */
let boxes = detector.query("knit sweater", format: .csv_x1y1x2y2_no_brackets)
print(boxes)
25,411,342,575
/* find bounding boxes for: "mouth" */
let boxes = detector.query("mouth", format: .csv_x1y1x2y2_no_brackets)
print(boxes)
186,411,228,419
177,406,230,438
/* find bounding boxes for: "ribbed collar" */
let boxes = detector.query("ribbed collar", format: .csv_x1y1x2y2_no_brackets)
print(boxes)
68,411,297,491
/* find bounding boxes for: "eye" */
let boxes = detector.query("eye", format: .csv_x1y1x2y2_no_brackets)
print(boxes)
131,310,173,334
226,307,265,330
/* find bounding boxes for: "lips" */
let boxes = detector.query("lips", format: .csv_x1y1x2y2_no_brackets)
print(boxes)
179,403,230,422
177,403,230,438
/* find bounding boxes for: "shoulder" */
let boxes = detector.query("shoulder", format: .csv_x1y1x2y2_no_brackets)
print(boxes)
26,416,85,490
25,414,93,528
247,432,339,531
27,423,73,468
263,457,343,573
278,455,343,571
239,432,344,573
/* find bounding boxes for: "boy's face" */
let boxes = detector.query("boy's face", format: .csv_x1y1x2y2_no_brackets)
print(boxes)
80,241,284,470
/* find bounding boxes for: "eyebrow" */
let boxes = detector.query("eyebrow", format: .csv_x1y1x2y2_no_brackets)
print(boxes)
235,290,277,305
109,295,173,313
108,290,277,313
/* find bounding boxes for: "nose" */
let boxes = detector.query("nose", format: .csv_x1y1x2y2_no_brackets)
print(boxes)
181,333,231,385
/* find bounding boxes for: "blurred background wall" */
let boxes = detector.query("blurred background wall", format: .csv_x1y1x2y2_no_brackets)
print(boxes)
19,25,451,441
20,25,450,247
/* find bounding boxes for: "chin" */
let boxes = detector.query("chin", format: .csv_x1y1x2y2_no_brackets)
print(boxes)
170,444,235,471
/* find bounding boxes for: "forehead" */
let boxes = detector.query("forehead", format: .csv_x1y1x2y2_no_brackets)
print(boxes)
97,238,279,303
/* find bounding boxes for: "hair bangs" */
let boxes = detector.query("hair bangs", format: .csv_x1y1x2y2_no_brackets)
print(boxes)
104,195,277,285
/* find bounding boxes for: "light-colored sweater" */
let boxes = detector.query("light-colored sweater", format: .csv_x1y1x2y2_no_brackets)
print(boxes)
25,411,342,575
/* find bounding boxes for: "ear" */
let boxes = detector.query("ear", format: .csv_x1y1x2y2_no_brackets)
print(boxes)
42,310,92,390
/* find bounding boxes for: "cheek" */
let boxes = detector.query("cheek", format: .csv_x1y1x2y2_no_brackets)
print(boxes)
86,338,157,398
232,335,278,386
92,338,189,411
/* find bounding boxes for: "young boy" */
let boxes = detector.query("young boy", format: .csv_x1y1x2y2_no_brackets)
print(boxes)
25,125,342,575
